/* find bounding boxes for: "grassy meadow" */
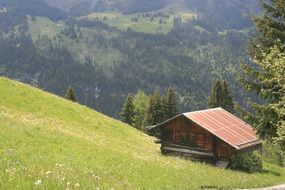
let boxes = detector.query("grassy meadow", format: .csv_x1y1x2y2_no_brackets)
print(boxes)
83,12,196,34
0,77,285,189
27,16,123,71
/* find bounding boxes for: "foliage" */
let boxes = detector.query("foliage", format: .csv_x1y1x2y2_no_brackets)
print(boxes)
230,151,263,173
241,45,285,139
120,94,135,125
221,81,235,113
132,90,149,130
208,80,235,113
65,86,76,102
123,0,165,14
263,140,283,166
83,12,178,34
0,0,256,118
184,0,258,30
208,80,223,108
1,77,285,189
121,88,179,130
265,46,285,166
145,92,165,126
163,87,179,120
275,124,285,166
252,0,285,49
240,0,285,139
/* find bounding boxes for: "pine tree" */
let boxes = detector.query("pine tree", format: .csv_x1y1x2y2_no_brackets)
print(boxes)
120,94,135,126
208,80,235,113
262,46,285,164
66,86,76,102
208,80,223,108
221,81,235,113
145,92,165,126
240,0,285,139
252,0,285,50
164,87,179,119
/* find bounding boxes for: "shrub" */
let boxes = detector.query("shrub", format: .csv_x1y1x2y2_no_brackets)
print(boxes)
229,151,262,173
263,140,283,166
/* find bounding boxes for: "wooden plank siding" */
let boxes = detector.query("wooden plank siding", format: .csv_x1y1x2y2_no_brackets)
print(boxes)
160,115,236,161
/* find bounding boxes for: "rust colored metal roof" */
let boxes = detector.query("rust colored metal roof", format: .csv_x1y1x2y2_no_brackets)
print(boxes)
183,108,260,150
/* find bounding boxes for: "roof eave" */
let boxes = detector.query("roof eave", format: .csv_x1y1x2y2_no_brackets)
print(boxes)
236,140,262,150
146,114,184,131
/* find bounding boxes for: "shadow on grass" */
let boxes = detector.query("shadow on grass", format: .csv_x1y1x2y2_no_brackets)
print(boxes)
260,169,281,176
199,185,231,190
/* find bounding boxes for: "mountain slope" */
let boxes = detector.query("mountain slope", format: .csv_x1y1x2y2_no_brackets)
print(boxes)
42,0,259,30
0,0,260,117
0,77,285,189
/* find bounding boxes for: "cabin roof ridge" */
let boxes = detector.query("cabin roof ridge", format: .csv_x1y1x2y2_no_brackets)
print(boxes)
183,107,223,115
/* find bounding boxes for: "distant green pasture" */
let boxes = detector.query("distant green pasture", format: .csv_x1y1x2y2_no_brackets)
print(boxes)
83,12,196,34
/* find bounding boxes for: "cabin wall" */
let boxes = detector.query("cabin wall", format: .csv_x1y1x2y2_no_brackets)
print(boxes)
190,124,214,151
216,138,235,159
160,116,214,152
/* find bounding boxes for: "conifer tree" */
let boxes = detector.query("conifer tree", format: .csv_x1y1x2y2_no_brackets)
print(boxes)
145,92,165,125
259,46,285,163
208,80,235,113
65,86,76,102
240,0,285,139
208,80,223,108
221,81,235,113
164,87,179,119
120,94,135,125
252,0,285,50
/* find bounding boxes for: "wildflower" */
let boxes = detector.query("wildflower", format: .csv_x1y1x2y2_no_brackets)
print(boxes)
55,163,63,167
67,182,71,186
75,183,80,187
35,179,42,186
45,171,52,175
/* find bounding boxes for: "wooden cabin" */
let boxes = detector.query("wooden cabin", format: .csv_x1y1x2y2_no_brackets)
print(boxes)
148,108,262,166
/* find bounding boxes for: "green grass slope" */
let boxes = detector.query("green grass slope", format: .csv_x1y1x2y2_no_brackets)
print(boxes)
0,77,285,189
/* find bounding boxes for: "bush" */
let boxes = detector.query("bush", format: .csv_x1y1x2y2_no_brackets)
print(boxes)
229,151,262,173
263,140,283,166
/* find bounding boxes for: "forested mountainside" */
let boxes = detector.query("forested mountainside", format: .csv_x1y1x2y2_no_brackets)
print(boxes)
43,0,259,29
0,0,259,117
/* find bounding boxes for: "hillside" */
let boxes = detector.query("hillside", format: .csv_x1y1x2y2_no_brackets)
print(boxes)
0,77,285,189
0,0,255,117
